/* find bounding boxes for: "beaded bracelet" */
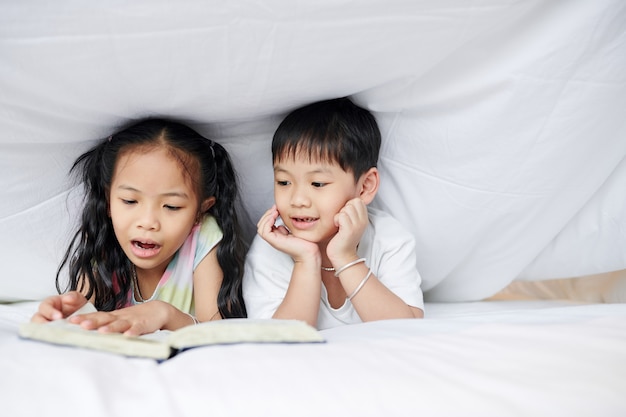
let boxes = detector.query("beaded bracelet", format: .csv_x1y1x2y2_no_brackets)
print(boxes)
334,257,366,277
347,269,372,301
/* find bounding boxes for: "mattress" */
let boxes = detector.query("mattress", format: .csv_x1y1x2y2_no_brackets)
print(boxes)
1,300,625,416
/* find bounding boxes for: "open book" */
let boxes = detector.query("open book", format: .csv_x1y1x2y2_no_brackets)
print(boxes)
18,303,324,360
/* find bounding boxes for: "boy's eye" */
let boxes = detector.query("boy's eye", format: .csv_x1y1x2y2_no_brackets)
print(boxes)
311,182,326,188
276,180,290,186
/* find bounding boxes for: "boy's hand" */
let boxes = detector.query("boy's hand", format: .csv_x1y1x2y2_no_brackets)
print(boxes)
257,205,319,261
31,291,89,322
327,198,369,265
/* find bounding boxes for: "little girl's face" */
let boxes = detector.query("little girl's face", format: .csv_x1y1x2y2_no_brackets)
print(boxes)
109,147,200,276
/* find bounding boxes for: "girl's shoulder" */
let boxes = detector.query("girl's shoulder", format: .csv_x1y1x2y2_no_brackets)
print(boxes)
198,215,223,241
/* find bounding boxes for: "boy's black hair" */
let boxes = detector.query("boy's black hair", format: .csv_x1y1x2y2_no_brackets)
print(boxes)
56,117,247,318
272,97,381,181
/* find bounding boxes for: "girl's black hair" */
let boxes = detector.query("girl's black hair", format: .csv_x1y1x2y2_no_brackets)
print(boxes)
56,117,247,318
272,97,381,181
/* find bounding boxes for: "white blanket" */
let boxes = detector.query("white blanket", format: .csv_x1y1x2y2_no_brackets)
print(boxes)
1,0,625,303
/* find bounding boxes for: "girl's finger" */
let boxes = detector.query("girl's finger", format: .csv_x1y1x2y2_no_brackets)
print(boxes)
38,301,64,321
98,319,132,334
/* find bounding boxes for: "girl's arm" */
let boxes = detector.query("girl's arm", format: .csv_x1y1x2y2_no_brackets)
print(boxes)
191,246,222,322
67,249,223,336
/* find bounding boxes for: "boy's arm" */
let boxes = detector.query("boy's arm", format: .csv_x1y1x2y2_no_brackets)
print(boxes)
328,199,424,321
252,205,326,327
334,261,423,320
272,257,322,327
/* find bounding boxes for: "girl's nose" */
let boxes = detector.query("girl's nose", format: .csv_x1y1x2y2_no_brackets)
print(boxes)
138,207,160,231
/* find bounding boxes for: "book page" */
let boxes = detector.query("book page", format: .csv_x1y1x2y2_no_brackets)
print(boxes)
168,318,324,349
18,303,174,359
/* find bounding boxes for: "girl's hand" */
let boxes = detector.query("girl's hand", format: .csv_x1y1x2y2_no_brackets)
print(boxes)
67,301,182,336
257,205,319,261
327,198,369,265
31,291,88,322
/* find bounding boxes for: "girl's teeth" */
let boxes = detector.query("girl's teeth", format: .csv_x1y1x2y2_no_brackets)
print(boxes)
135,242,156,249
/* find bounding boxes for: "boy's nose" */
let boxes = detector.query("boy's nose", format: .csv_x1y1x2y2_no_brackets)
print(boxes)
290,187,310,207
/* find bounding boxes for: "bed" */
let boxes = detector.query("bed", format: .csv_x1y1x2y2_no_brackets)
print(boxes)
1,1,625,416
2,300,626,416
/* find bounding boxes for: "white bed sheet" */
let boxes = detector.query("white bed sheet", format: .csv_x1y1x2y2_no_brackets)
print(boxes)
1,301,625,417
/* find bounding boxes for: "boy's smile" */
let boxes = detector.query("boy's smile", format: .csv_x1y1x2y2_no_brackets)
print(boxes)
289,216,319,230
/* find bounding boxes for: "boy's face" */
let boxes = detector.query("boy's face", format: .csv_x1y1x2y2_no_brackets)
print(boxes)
273,154,360,245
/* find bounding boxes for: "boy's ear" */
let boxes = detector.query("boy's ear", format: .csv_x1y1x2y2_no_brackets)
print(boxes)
358,167,380,205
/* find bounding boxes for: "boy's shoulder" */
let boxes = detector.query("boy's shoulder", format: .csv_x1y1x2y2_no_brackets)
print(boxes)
366,206,402,227
361,206,418,263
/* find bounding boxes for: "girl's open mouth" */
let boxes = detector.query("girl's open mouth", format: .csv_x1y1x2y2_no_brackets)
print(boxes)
131,240,161,258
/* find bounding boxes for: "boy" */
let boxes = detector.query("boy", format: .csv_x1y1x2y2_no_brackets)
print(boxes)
243,97,424,329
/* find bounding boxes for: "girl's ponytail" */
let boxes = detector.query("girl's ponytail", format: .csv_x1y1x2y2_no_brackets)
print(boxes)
208,142,247,318
56,135,133,311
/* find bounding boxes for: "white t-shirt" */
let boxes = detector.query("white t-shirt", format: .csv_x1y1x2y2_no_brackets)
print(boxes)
243,207,424,329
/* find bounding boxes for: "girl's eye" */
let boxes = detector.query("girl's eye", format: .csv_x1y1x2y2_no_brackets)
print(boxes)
164,205,181,211
276,180,290,186
311,182,326,188
121,199,136,205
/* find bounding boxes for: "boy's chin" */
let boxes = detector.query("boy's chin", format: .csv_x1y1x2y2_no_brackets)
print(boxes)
290,230,334,246
290,231,320,243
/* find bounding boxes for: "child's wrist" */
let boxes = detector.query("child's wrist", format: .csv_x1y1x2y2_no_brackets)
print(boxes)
333,257,366,277
292,254,322,270
151,300,177,330
329,253,360,269
292,247,322,265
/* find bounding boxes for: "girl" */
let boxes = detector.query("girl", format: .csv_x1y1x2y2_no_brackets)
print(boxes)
32,118,247,335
